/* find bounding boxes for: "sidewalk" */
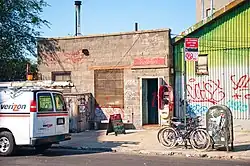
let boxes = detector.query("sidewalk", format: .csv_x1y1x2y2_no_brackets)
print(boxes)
53,129,250,160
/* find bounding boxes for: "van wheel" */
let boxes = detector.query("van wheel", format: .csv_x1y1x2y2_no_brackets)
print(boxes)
35,144,52,153
0,131,15,156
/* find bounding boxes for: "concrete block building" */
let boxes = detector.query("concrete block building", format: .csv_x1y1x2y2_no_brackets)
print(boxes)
37,29,172,128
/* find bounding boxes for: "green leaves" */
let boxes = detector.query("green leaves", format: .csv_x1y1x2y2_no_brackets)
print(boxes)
0,58,37,81
0,0,48,81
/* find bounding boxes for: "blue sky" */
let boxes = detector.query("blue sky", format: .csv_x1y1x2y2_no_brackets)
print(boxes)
40,0,196,37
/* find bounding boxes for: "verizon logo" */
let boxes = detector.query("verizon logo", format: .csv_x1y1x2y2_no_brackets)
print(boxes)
0,104,27,110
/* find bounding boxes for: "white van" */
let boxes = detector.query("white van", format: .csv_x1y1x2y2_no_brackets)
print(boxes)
0,86,71,156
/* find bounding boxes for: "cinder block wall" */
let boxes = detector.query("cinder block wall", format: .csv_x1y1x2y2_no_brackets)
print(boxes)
38,29,172,128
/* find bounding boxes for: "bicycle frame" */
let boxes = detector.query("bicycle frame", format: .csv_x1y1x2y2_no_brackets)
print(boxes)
172,117,202,148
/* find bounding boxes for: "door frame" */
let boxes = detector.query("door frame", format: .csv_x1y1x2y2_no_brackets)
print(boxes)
139,76,165,126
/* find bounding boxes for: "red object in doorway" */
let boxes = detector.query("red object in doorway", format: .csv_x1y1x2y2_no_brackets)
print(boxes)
158,84,174,111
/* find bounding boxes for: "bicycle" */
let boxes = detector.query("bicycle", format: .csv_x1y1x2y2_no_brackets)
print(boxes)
158,116,211,151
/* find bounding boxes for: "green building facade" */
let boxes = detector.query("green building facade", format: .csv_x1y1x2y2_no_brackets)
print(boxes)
173,0,250,130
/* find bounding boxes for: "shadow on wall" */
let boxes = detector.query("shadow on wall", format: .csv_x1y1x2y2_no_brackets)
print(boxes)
64,93,135,132
37,38,66,71
93,98,136,130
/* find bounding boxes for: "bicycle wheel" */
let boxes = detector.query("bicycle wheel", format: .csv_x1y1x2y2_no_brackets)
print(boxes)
159,127,178,148
190,128,211,151
157,127,167,143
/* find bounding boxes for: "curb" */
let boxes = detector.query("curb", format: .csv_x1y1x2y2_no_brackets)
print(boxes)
51,146,115,152
124,149,250,160
51,146,250,160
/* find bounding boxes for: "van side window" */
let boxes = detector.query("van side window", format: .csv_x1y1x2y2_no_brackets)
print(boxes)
38,93,53,112
53,93,66,112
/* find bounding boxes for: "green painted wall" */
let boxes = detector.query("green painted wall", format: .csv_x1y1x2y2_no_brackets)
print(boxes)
173,1,250,120
174,1,250,73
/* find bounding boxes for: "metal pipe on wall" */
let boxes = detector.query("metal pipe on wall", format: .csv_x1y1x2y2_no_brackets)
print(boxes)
210,0,214,16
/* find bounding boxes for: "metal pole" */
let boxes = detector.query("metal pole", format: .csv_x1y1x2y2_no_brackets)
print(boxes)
201,0,205,20
210,0,214,16
75,5,78,36
183,47,187,127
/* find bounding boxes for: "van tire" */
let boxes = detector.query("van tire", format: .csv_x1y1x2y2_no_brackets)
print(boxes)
35,144,52,153
0,131,15,156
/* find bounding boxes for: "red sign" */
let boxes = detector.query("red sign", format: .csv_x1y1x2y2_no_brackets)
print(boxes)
185,38,198,48
185,52,193,60
110,114,122,121
133,57,165,66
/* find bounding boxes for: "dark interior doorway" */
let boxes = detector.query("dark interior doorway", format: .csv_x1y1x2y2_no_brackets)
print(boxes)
142,78,158,125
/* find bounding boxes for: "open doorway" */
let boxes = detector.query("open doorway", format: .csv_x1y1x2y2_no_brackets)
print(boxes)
142,78,158,125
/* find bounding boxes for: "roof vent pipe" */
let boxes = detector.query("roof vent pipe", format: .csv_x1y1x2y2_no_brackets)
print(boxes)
135,22,138,31
75,1,82,36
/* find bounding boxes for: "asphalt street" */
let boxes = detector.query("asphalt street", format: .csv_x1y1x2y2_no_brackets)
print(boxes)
0,148,249,166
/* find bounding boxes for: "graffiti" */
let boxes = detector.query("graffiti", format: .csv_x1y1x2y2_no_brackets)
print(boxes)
187,78,225,104
187,103,208,117
125,90,137,100
125,80,137,88
94,107,124,121
151,91,157,107
62,50,85,64
231,75,250,99
125,80,137,101
226,100,248,112
41,50,85,65
95,107,107,121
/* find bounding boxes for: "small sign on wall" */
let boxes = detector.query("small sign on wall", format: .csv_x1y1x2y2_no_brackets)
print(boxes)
184,38,199,61
185,51,199,61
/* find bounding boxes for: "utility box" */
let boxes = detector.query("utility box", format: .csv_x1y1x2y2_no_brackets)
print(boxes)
206,105,234,151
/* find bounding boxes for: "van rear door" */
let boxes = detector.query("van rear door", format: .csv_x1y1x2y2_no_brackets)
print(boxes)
52,92,69,135
33,91,56,137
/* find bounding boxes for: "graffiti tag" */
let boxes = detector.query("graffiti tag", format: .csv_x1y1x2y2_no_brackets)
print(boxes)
226,100,248,112
95,107,125,121
231,75,250,99
187,104,208,117
63,50,85,64
187,78,225,104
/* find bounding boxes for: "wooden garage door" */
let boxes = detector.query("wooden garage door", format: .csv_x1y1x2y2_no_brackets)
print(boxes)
94,69,124,108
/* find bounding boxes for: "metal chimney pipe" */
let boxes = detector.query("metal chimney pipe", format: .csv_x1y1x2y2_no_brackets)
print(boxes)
135,22,138,31
75,1,82,36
